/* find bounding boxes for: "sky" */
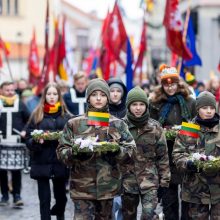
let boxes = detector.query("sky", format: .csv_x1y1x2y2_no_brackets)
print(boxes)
66,0,144,19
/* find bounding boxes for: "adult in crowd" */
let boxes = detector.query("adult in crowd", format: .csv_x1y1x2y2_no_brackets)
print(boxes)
63,71,88,115
0,81,30,207
26,82,72,220
57,78,136,219
107,77,127,220
149,65,196,220
122,86,170,219
173,91,220,219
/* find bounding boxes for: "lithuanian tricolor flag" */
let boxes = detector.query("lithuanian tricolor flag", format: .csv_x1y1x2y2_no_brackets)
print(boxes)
179,122,200,138
87,111,110,127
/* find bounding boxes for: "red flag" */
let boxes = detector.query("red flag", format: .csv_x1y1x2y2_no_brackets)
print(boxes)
28,28,40,83
105,2,127,60
0,53,2,67
100,11,112,80
0,37,10,56
36,0,50,95
100,3,127,80
134,20,147,82
218,59,220,72
163,0,192,60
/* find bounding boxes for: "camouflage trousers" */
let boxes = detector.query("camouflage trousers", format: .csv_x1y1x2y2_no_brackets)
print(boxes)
73,199,113,220
122,190,159,220
182,202,220,220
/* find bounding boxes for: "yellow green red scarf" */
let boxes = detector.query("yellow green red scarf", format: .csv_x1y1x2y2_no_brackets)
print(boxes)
44,102,61,114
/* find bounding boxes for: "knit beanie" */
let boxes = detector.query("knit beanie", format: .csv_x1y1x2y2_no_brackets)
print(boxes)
126,86,148,108
160,65,180,84
86,78,110,101
196,91,216,111
185,72,196,85
110,83,124,96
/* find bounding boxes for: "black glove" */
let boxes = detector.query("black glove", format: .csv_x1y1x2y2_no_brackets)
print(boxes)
77,152,93,161
186,160,199,173
157,186,168,201
101,150,120,167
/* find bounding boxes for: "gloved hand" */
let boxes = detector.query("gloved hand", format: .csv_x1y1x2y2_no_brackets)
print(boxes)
76,152,93,161
101,150,120,167
157,186,168,201
186,160,199,173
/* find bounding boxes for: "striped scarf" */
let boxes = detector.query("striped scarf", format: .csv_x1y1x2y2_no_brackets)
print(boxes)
44,102,61,114
159,95,191,125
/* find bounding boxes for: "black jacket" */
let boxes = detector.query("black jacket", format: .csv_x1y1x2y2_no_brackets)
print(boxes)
108,78,127,119
26,110,72,179
0,99,30,140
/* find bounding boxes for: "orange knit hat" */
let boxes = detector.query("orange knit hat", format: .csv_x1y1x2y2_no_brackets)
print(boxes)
160,64,179,84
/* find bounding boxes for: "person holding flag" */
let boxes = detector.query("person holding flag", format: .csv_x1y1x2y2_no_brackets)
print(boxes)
56,79,136,219
149,65,197,220
173,91,220,219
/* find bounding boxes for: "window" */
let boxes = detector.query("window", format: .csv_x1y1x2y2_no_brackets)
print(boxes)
14,0,18,15
0,0,19,16
0,0,2,15
7,0,10,15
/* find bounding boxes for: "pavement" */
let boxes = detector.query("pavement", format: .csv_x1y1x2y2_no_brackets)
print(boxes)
0,173,74,220
0,172,157,220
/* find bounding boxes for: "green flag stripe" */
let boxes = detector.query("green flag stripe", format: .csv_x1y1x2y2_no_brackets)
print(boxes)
181,126,199,133
88,116,109,122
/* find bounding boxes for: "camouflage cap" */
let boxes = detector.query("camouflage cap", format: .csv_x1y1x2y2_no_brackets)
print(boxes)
126,86,148,108
196,91,216,110
86,78,110,101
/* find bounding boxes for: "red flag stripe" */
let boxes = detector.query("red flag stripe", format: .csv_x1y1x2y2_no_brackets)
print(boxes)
179,130,199,138
87,120,109,127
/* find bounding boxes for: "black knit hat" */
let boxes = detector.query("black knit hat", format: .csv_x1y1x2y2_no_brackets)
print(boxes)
196,91,216,111
86,78,110,101
126,86,148,108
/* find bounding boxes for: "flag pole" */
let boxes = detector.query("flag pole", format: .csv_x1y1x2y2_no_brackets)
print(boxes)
4,53,13,82
177,0,191,73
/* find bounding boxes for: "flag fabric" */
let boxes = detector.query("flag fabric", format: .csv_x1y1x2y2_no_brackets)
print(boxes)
0,37,10,56
183,16,202,66
105,2,127,61
134,19,147,83
36,0,50,95
57,16,68,80
100,10,112,80
179,122,200,138
28,28,40,83
163,0,192,60
218,59,220,72
0,53,2,67
125,37,133,91
87,111,110,127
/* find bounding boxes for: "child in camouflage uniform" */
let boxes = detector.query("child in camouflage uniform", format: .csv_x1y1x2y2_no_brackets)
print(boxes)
56,79,136,220
173,91,220,219
122,86,170,220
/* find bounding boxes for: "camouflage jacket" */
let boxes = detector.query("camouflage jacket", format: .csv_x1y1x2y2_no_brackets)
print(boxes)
122,117,170,194
173,121,220,204
56,114,136,200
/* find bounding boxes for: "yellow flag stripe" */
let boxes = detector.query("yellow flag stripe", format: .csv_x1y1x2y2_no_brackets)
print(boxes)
182,122,200,130
88,111,110,118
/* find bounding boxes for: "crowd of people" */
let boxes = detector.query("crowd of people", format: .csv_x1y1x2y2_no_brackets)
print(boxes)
0,66,220,220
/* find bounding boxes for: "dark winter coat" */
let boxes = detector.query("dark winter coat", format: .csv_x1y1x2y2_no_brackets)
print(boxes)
63,88,87,115
0,98,30,138
108,78,127,119
26,110,72,179
149,81,197,184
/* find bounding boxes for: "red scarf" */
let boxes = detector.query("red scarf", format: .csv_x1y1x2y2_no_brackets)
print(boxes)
44,102,61,114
